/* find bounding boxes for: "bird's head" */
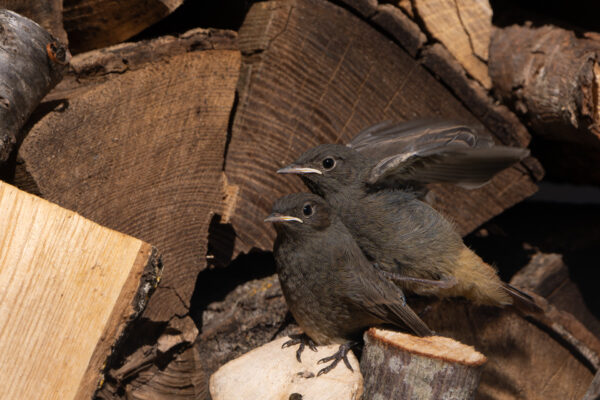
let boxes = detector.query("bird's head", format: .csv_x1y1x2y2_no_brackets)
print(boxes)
264,193,333,235
277,144,368,197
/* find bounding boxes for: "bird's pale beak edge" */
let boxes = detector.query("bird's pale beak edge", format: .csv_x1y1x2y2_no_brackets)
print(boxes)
264,213,304,223
277,165,323,175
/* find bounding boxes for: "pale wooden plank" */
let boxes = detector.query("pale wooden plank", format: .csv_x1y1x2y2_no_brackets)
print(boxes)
0,181,158,399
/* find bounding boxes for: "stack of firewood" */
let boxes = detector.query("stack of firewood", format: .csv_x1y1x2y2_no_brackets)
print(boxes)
1,0,599,398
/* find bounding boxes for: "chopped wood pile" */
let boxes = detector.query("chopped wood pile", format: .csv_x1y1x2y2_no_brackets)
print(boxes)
0,0,598,399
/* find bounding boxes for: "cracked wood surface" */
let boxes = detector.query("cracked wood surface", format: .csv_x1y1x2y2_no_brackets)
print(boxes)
413,0,492,89
0,181,160,400
17,34,241,325
225,0,538,256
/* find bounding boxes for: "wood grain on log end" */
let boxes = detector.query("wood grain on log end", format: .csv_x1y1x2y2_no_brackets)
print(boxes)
367,328,487,367
227,0,539,256
209,336,363,400
20,48,241,324
123,346,207,400
413,0,492,89
361,328,485,399
372,4,426,58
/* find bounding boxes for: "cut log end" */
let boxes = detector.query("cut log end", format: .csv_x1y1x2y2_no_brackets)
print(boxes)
361,328,486,400
368,329,487,367
209,336,363,400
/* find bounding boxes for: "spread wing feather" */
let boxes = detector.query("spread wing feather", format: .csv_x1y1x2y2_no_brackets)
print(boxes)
347,119,528,188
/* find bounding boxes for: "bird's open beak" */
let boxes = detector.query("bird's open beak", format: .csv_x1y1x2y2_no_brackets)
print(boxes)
264,213,303,223
277,164,322,175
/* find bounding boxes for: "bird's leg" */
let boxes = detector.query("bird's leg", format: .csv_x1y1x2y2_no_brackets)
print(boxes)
317,342,356,376
374,264,457,289
282,333,318,362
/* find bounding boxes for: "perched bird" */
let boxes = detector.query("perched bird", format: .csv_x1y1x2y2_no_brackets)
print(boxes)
277,119,539,311
265,193,432,374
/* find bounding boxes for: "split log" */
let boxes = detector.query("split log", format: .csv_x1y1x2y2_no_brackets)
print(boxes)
209,336,363,400
0,10,68,163
63,0,184,53
489,25,600,184
123,346,207,400
14,29,240,397
413,0,493,89
361,328,486,399
17,29,239,322
0,181,161,399
225,0,539,256
0,0,67,43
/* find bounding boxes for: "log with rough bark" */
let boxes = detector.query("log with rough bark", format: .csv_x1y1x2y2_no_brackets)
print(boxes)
13,29,240,398
420,295,599,400
0,180,161,400
224,0,540,257
489,25,600,184
0,9,68,163
63,0,184,53
209,336,363,400
361,328,486,399
0,0,67,43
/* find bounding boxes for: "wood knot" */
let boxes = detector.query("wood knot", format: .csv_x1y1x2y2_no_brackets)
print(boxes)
46,41,68,65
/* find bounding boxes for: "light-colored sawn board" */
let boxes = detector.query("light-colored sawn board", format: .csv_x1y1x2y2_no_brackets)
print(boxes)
0,181,158,399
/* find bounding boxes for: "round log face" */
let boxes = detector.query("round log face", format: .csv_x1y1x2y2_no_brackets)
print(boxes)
209,337,363,400
225,0,538,257
360,328,485,400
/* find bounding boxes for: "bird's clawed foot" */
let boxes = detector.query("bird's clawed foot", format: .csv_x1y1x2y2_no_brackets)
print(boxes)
317,342,355,376
282,333,318,362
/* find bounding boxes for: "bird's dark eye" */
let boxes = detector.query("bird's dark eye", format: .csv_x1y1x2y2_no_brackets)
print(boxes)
302,203,314,216
322,157,335,170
